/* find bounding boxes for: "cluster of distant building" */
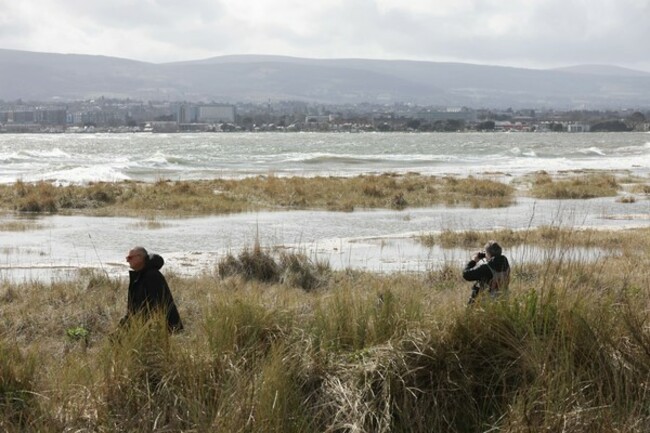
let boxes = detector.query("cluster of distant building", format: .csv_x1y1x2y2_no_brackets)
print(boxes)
0,98,648,133
0,99,237,133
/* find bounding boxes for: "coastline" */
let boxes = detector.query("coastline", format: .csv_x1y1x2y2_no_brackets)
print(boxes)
1,130,648,282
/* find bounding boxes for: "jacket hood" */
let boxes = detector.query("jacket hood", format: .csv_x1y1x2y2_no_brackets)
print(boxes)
489,254,509,272
147,253,165,271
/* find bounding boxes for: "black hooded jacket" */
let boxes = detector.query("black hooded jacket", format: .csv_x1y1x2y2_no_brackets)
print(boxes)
124,253,183,332
463,254,510,289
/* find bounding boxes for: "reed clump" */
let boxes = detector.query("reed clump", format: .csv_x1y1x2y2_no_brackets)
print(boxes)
619,174,650,196
631,183,650,195
421,226,627,250
529,172,620,199
217,245,331,291
0,220,43,231
1,227,650,432
442,175,515,207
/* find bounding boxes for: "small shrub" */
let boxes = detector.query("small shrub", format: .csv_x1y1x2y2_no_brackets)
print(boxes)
218,244,279,283
391,192,408,210
279,252,330,291
16,197,57,213
66,326,90,341
218,247,331,291
217,253,245,278
171,181,198,195
362,184,385,198
86,184,118,204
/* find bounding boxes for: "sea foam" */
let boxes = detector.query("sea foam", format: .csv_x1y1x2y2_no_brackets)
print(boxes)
38,166,130,184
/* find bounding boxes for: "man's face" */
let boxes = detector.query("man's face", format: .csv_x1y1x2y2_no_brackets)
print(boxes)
126,249,146,271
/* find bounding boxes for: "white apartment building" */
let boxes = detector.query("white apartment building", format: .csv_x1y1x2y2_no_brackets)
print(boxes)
197,105,236,123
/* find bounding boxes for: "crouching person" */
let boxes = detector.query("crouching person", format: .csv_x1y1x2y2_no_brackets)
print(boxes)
463,240,510,305
121,246,183,332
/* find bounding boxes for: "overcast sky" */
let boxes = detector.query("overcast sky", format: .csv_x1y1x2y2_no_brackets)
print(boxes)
1,0,648,71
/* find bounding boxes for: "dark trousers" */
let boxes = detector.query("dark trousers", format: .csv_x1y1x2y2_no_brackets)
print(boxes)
467,284,482,305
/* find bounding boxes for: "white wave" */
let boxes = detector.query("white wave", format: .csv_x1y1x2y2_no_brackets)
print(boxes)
24,148,72,159
1,132,649,183
34,166,130,184
0,152,32,163
0,149,71,162
143,153,171,166
579,146,606,156
615,143,650,153
141,152,192,167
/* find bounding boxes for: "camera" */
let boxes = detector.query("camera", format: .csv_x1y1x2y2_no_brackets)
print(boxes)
476,251,486,260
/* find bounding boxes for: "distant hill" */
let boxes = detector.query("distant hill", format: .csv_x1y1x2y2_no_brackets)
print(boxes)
553,64,650,77
1,49,650,108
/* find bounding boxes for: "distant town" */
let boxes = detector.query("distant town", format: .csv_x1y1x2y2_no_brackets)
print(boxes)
1,98,648,133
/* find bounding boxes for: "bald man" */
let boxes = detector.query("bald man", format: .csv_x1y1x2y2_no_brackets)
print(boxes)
122,246,183,332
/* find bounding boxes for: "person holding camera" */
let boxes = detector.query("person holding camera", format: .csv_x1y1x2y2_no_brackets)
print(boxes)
462,240,510,305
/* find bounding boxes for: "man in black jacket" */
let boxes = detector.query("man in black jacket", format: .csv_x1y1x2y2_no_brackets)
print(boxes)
122,246,183,332
462,240,510,305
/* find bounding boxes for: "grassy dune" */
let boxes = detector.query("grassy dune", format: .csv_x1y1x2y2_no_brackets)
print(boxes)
2,227,650,432
0,174,514,216
2,170,647,217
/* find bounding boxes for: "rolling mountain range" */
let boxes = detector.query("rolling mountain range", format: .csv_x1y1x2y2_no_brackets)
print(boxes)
1,49,649,108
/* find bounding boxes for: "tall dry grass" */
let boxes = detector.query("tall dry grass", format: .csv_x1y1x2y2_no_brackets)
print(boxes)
1,227,650,432
528,172,620,199
420,225,628,250
0,174,515,216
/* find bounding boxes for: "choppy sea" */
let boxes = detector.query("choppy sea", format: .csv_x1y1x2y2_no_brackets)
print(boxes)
1,132,649,183
0,132,648,282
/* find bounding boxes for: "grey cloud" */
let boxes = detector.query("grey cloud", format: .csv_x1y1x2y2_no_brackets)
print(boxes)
311,0,650,68
64,0,225,31
0,0,648,69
